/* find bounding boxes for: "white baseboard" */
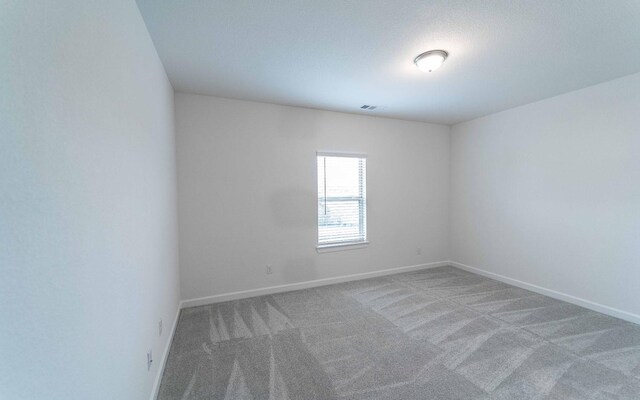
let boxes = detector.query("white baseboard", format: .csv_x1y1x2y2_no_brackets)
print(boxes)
181,260,450,309
149,305,181,400
449,260,640,325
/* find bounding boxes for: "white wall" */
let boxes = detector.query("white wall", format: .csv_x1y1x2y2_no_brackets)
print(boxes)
176,94,450,301
450,72,640,320
0,1,180,399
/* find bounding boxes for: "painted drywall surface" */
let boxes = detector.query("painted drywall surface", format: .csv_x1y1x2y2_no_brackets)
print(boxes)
0,1,180,399
450,72,640,317
176,94,450,300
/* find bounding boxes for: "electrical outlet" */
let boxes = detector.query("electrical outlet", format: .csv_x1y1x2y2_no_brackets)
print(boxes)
416,247,422,255
158,319,163,337
266,264,273,275
147,349,153,371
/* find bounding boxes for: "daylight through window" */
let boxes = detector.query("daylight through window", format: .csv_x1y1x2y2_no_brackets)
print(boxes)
317,153,367,247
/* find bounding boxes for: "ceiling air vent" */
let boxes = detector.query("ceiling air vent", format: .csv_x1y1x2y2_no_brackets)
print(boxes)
360,105,377,110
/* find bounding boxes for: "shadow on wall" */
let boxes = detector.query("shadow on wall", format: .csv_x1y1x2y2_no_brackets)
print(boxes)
269,186,316,228
270,186,320,283
282,256,319,283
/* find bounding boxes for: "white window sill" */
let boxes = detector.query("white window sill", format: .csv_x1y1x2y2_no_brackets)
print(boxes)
316,241,369,253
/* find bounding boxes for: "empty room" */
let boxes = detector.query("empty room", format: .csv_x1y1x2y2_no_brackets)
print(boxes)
2,1,640,399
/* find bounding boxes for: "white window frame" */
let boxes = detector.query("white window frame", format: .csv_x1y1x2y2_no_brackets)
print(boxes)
316,152,368,252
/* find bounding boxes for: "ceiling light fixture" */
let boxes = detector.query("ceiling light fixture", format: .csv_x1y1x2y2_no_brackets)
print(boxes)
414,50,448,73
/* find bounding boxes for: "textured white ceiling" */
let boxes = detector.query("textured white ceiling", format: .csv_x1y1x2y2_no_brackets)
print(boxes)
136,0,640,124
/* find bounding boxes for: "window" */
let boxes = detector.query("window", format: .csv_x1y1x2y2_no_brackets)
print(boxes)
317,153,367,248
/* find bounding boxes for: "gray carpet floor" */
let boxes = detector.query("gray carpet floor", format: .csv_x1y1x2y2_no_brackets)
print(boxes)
157,266,640,399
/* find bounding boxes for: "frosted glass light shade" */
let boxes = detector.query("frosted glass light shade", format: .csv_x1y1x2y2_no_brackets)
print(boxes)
414,50,448,73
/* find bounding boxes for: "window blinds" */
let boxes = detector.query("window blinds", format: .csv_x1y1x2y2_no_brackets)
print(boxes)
317,154,367,246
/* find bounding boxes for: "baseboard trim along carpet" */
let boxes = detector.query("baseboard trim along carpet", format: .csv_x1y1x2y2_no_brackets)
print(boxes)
180,260,450,309
149,305,181,400
449,260,640,325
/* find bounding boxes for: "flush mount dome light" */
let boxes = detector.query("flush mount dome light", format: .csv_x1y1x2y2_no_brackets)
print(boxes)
414,50,448,73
